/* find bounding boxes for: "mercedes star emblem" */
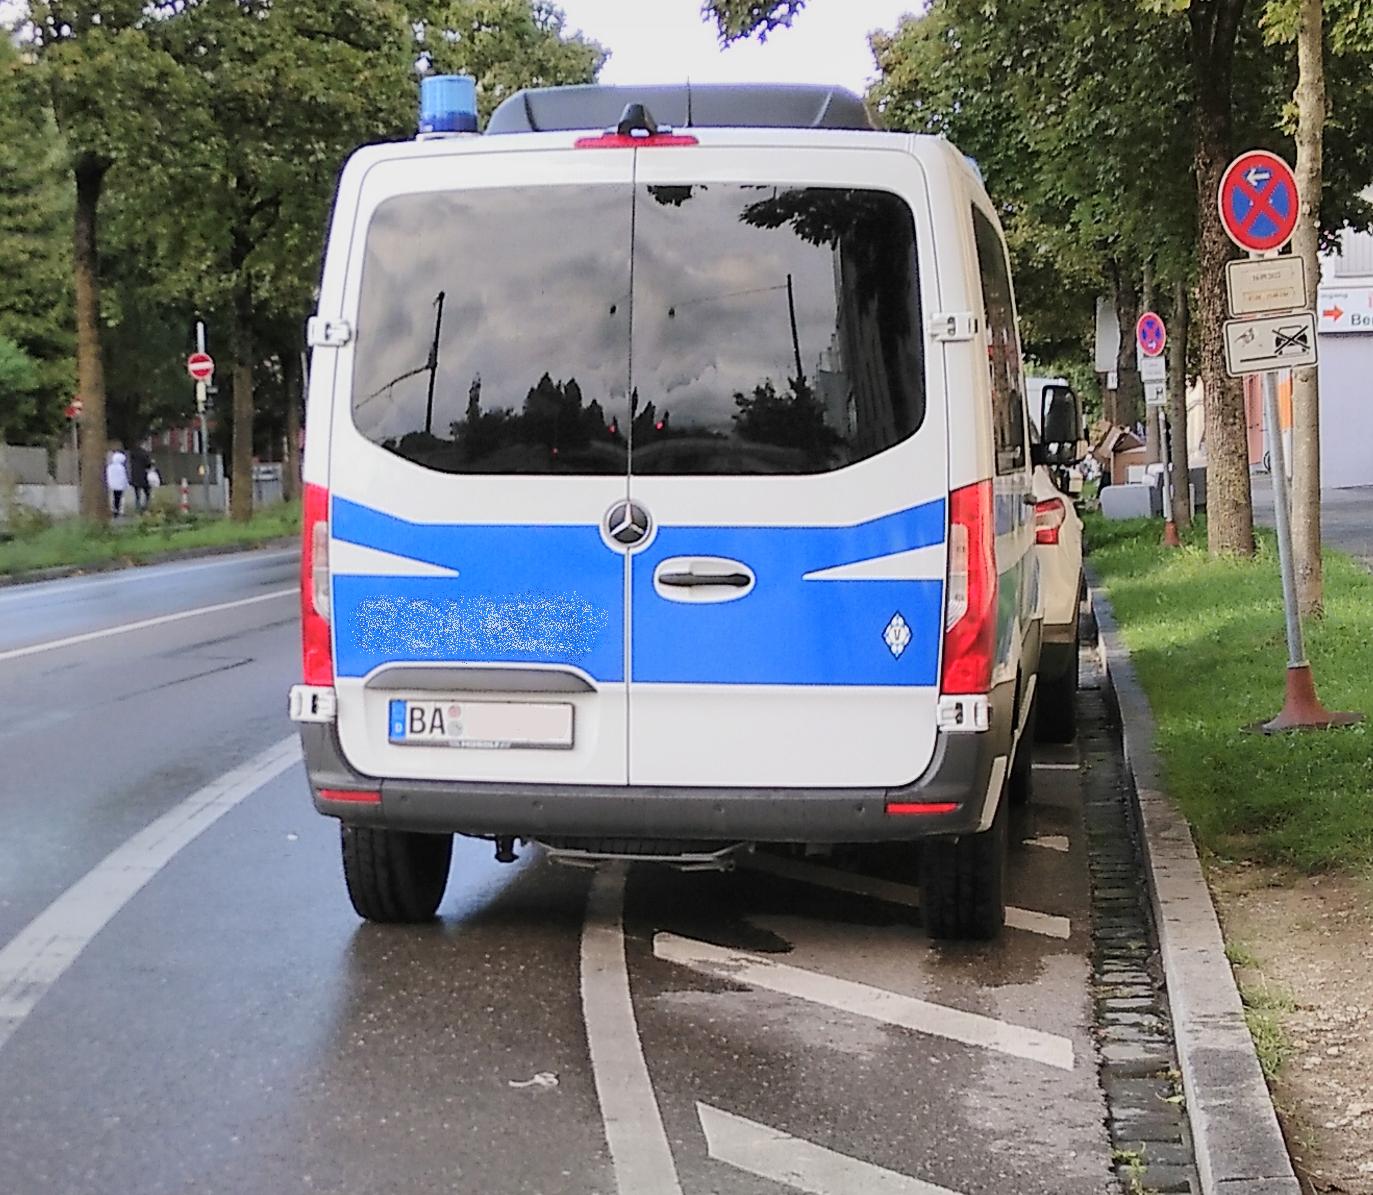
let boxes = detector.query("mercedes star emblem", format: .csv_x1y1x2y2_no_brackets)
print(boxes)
604,499,652,548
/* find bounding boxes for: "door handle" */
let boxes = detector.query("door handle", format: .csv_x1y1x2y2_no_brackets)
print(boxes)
652,557,756,602
657,571,752,588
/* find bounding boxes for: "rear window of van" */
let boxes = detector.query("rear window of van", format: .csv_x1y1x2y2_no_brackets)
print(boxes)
351,183,925,475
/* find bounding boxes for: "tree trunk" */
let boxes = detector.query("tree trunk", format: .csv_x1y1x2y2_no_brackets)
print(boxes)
1168,278,1192,530
73,155,110,523
1191,3,1255,556
282,345,301,502
1113,279,1143,430
1291,0,1324,616
230,283,254,523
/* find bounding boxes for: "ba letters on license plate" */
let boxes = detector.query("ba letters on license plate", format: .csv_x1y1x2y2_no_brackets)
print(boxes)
388,699,573,750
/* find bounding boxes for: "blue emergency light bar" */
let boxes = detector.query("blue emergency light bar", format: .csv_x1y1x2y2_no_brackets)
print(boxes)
419,74,478,135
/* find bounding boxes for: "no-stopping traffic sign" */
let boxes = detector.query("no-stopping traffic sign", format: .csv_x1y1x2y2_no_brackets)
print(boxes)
1136,311,1167,358
1217,150,1300,254
187,351,215,382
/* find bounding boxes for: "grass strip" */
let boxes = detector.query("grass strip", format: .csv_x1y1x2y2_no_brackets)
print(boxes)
0,501,300,577
1085,514,1373,873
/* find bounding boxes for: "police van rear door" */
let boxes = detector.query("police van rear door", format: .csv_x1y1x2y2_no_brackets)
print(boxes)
625,145,949,788
328,147,634,785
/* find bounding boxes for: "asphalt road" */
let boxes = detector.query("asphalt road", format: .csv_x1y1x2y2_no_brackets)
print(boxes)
1252,473,1373,568
0,550,1121,1195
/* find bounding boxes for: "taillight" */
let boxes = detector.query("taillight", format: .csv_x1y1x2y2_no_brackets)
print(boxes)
1034,496,1066,545
573,132,699,149
301,482,333,686
942,480,997,695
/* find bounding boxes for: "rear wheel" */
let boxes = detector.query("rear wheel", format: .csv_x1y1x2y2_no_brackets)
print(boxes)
922,789,1007,941
1037,655,1078,743
341,825,453,923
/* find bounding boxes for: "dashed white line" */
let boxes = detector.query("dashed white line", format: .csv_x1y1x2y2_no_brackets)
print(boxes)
0,588,295,663
742,853,1072,940
1032,762,1079,771
698,1103,965,1195
0,736,300,1053
580,866,683,1195
654,932,1075,1071
1022,835,1071,853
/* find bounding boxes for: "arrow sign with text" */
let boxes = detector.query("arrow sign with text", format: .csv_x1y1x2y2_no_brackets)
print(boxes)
1218,150,1300,254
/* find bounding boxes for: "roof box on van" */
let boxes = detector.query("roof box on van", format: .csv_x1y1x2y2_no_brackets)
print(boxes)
485,83,874,135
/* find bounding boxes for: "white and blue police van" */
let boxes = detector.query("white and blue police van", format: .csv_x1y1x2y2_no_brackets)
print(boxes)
289,77,1081,939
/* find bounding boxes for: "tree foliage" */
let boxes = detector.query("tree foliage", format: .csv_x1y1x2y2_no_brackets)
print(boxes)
705,0,808,43
0,36,72,443
418,0,607,122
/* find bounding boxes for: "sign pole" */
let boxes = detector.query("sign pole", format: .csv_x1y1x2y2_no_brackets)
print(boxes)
1249,363,1361,730
1262,369,1305,669
196,321,212,515
1159,406,1181,546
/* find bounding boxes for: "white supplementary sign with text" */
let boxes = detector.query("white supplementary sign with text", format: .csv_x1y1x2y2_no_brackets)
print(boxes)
1225,256,1306,317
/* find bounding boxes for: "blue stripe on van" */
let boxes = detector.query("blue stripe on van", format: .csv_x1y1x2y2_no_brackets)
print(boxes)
330,498,625,681
633,498,945,687
329,495,946,687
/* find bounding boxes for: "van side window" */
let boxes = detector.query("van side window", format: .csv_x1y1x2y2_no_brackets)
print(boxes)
971,208,1026,475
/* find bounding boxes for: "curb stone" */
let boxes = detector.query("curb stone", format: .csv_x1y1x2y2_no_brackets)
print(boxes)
1087,576,1301,1195
0,536,298,589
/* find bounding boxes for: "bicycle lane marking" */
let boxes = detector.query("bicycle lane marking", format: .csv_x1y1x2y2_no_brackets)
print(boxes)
0,736,301,1052
580,864,684,1195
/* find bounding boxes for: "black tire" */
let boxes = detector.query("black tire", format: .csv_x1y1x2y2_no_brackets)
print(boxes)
1037,655,1078,743
922,790,1007,941
341,824,453,923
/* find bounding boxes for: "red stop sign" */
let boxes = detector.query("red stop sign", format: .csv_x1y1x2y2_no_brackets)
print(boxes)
187,351,215,382
65,399,83,420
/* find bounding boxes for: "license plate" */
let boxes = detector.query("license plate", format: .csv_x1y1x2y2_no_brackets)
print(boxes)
388,699,573,750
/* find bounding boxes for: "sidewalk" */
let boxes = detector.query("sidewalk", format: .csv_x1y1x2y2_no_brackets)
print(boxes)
1251,473,1373,569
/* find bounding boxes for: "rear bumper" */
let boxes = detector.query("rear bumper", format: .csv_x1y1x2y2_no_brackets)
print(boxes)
299,683,1014,843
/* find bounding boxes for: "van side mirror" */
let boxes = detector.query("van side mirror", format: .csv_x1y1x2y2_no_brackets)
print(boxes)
1033,384,1086,467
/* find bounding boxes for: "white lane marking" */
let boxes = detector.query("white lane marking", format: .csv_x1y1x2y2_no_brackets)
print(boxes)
742,854,1072,941
580,866,683,1195
0,736,300,1053
1032,762,1078,771
698,1103,965,1195
0,588,295,663
1022,835,1071,853
0,548,297,601
1004,906,1073,940
655,932,1074,1071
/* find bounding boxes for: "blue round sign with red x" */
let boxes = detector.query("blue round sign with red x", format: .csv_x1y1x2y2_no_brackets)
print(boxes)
1136,311,1166,358
1217,150,1300,253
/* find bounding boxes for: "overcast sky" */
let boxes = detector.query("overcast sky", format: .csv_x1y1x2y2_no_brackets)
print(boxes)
556,1,922,96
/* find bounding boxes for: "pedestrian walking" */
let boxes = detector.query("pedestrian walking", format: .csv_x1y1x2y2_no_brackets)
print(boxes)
128,445,153,512
106,449,129,517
